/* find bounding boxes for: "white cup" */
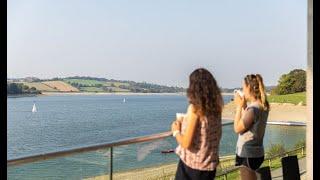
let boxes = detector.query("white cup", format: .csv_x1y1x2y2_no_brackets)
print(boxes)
176,113,186,122
234,89,244,98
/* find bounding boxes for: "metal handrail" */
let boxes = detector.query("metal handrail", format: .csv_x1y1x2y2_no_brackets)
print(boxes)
7,120,305,166
7,131,172,166
7,121,236,166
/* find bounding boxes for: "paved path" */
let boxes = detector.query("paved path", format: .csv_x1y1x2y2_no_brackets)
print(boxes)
271,157,306,180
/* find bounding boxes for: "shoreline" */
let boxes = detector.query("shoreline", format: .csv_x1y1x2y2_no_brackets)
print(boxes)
7,94,38,98
40,92,186,96
39,92,234,96
222,101,306,122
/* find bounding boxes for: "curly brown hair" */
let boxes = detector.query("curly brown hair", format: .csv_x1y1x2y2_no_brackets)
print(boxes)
187,68,223,117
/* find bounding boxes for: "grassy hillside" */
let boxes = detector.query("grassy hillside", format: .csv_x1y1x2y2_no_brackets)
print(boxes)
21,82,59,92
23,81,79,92
63,79,106,86
63,79,130,92
61,77,184,93
42,81,79,92
79,87,105,92
13,76,185,93
268,92,306,105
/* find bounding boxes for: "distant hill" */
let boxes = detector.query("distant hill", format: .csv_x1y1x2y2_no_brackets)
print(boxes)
8,76,186,93
42,81,79,92
8,76,276,94
61,76,186,93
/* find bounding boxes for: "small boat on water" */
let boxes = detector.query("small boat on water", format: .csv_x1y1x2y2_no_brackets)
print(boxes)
32,103,37,113
123,98,126,103
161,149,175,154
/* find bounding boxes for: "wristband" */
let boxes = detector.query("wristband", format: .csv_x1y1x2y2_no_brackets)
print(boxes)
173,130,180,137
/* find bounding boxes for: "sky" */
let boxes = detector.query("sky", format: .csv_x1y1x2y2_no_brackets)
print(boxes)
7,0,307,88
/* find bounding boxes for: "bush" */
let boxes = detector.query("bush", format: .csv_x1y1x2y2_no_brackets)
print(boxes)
294,139,306,149
7,83,23,94
272,69,306,95
266,144,286,158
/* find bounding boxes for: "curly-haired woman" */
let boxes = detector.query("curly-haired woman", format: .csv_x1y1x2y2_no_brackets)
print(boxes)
171,68,223,180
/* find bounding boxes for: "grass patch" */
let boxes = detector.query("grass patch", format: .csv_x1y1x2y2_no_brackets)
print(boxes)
21,82,59,92
79,86,130,92
108,87,130,92
64,79,130,87
265,144,286,159
79,87,105,92
268,92,306,105
105,82,130,87
63,79,107,86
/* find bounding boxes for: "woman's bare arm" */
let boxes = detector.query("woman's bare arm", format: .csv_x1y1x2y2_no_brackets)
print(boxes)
234,107,255,134
175,104,198,149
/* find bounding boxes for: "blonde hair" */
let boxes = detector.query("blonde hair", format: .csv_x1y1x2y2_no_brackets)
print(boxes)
244,74,270,111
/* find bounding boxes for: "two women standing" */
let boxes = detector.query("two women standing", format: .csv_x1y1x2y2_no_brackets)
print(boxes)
171,68,270,180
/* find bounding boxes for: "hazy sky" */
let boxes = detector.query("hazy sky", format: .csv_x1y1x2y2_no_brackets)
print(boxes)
8,0,307,88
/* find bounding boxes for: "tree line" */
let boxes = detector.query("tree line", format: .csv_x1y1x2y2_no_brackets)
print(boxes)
7,83,41,95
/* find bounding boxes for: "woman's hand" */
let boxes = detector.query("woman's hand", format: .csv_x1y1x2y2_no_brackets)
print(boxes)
176,116,184,123
171,120,181,132
234,93,246,108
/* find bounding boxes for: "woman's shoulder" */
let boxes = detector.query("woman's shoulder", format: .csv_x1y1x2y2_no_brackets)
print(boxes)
188,104,196,112
187,104,200,120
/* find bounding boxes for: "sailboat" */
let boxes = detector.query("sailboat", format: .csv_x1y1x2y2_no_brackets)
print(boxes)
123,98,126,103
32,103,37,113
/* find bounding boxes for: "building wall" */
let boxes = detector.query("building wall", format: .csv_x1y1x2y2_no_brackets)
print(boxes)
306,0,313,179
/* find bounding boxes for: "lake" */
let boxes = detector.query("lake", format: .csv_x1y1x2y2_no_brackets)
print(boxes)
7,94,305,179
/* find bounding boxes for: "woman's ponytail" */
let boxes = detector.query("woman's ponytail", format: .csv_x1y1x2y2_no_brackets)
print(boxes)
256,74,270,111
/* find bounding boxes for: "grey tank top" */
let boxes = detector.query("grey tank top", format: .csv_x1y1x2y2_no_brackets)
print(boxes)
236,102,269,158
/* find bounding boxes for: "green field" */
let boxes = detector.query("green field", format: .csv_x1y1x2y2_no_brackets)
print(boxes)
64,79,130,88
268,92,306,105
63,79,107,86
105,82,130,87
79,87,105,92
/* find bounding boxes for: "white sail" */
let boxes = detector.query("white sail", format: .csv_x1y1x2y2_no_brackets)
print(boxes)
32,103,37,113
123,98,126,103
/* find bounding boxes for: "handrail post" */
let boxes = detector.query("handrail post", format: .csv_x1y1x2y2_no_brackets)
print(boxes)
110,147,113,180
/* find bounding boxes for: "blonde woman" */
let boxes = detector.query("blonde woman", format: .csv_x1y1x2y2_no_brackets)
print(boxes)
233,74,270,180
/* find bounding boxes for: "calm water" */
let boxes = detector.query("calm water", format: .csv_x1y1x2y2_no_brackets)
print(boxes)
7,95,305,179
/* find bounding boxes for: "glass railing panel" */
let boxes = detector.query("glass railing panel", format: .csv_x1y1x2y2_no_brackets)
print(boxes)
8,149,111,180
91,136,178,180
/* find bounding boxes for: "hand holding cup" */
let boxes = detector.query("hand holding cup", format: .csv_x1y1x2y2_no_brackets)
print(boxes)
234,90,246,108
176,113,185,123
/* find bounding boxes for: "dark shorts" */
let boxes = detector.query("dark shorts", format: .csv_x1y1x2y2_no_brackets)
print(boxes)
235,155,264,171
175,159,216,180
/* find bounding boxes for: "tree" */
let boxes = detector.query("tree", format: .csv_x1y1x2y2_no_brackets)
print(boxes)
8,83,22,94
272,69,306,95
